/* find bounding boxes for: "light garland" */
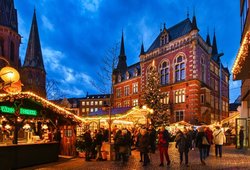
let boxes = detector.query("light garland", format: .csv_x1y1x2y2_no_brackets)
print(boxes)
232,31,250,77
0,91,85,123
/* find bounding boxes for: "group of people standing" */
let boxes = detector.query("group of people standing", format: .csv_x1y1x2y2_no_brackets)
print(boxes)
175,125,226,167
81,125,227,167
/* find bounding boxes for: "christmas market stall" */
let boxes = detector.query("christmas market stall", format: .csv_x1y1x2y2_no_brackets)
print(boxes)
81,106,150,135
0,92,82,169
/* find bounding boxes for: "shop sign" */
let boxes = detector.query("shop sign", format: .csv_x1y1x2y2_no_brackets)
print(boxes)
0,105,37,116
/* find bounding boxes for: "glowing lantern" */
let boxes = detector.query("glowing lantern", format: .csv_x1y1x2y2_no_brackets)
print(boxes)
0,66,20,83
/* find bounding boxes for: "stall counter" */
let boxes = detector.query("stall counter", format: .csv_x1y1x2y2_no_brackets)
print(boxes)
0,142,59,169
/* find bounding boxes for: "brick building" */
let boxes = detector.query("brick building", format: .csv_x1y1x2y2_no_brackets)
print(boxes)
113,15,230,125
0,0,46,97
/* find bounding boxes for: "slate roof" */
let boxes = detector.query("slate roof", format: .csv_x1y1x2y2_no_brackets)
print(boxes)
229,103,240,112
23,10,45,70
114,62,140,83
147,18,193,53
88,106,132,116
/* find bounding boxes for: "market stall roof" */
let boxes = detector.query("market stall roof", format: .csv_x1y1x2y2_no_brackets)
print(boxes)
221,112,240,125
170,120,192,127
0,92,82,124
84,106,149,124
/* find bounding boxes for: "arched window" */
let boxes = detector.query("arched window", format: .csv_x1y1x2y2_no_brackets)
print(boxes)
160,61,169,85
10,41,15,62
175,56,185,82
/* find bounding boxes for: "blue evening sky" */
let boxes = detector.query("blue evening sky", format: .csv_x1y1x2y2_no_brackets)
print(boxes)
15,0,241,102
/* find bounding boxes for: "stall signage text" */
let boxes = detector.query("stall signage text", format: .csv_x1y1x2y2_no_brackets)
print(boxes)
0,106,37,116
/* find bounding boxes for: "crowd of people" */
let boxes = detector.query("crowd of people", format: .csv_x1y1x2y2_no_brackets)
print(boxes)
80,124,227,167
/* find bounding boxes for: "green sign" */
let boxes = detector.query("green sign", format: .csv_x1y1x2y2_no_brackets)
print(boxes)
0,106,37,116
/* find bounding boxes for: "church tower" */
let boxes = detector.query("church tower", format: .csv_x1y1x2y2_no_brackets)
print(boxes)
21,10,46,97
0,0,21,69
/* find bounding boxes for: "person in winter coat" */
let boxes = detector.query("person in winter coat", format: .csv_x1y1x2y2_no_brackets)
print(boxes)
158,126,171,167
175,129,192,167
195,127,207,165
204,127,213,157
83,130,92,161
95,130,104,161
148,125,157,153
213,126,226,157
114,129,122,161
117,129,129,163
139,128,150,166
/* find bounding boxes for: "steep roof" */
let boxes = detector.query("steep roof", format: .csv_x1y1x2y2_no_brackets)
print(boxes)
147,18,193,53
0,0,18,32
23,10,45,70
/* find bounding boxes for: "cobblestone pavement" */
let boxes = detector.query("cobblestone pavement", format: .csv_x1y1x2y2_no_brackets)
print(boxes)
20,144,250,170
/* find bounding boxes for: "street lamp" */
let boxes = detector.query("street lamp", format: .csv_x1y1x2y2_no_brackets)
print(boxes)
0,56,21,93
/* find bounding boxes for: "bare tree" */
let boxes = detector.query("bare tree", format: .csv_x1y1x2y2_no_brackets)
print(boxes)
46,78,65,100
91,43,119,94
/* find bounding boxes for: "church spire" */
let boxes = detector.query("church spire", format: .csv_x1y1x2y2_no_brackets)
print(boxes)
140,42,145,55
212,30,218,55
0,0,18,32
206,28,211,46
116,31,127,73
120,31,125,56
23,9,45,70
191,13,198,31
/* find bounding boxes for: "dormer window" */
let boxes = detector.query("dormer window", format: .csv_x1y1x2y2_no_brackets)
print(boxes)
134,68,138,77
118,75,122,82
160,28,169,46
126,71,130,80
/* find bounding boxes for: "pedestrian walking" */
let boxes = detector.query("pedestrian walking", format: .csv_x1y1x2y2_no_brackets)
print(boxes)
196,126,207,165
213,126,226,158
175,129,192,167
239,126,244,149
158,126,171,167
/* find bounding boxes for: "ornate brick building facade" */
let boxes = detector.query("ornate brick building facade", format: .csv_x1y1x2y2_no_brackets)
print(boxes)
113,15,230,125
0,0,46,97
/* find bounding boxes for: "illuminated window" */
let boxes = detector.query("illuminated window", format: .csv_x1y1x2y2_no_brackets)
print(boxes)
90,108,94,112
161,92,169,104
160,61,169,85
175,89,185,103
124,86,130,96
95,108,98,112
95,101,98,105
82,108,85,112
82,101,85,106
124,100,130,107
133,83,138,94
86,108,89,112
116,102,122,107
132,99,138,106
99,101,103,105
116,88,121,98
86,101,89,105
90,101,94,105
175,56,185,82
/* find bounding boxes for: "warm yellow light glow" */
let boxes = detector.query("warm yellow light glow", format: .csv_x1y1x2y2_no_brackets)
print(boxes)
232,31,250,76
0,66,20,83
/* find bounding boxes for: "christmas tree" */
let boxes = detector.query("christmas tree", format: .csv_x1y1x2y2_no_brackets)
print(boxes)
143,64,170,127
